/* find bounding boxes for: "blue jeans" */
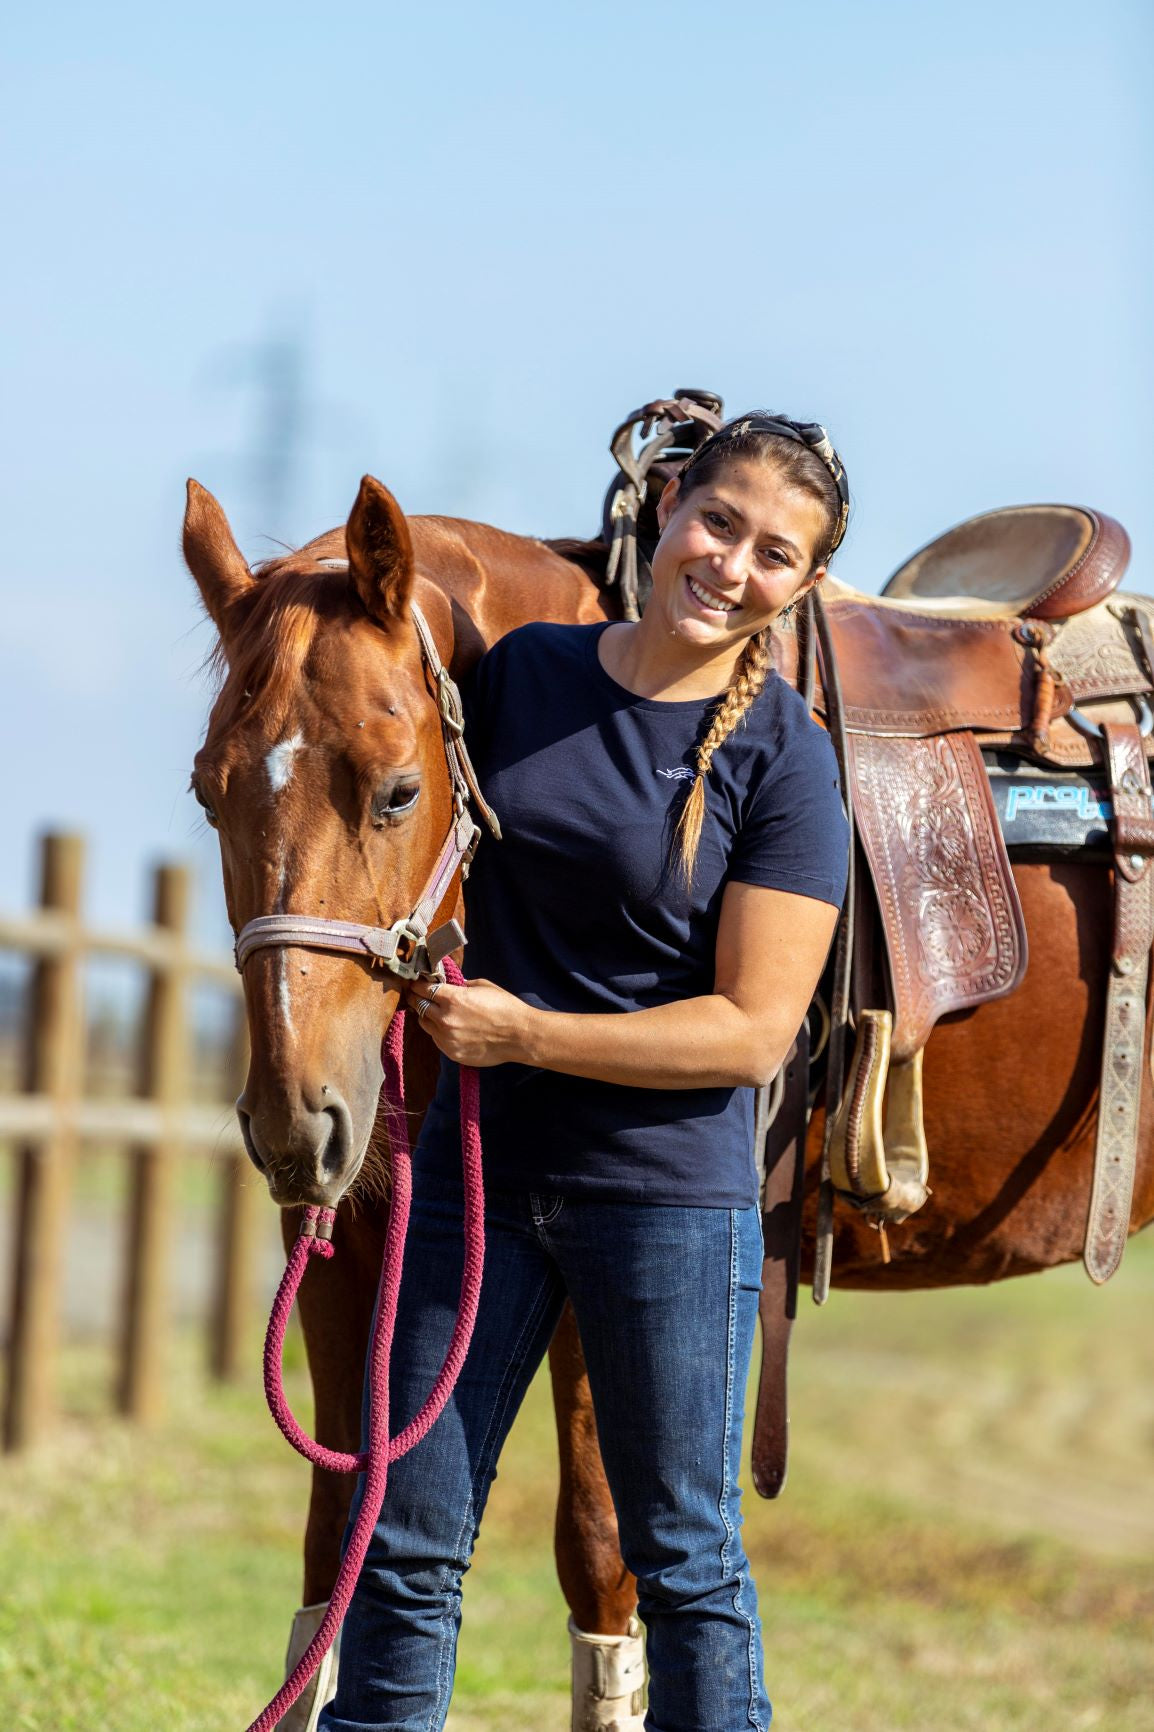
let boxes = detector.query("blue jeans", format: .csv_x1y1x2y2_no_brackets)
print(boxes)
319,1174,770,1732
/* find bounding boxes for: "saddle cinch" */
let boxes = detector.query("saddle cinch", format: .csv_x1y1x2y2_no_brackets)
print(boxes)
773,503,1154,1295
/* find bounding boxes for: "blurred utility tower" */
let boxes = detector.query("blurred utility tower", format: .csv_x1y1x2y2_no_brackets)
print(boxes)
246,331,307,547
206,323,312,554
209,319,377,551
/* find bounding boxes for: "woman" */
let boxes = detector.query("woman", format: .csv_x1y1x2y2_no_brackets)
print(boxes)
321,414,851,1732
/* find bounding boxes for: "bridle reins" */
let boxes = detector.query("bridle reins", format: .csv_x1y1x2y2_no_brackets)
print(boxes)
235,597,497,1732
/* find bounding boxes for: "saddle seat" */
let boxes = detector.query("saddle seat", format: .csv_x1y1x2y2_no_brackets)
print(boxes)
879,504,1131,620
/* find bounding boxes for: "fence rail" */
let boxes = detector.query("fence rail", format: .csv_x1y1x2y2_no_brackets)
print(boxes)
2,832,260,1453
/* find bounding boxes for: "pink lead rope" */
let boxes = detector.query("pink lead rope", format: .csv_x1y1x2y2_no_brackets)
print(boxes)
246,958,485,1732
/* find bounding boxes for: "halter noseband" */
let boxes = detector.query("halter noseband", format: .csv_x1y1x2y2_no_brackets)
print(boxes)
233,598,501,984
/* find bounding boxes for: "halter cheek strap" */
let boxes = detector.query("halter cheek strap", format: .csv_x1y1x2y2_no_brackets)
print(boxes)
410,602,501,841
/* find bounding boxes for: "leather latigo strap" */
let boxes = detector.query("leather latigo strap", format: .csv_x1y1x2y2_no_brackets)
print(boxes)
1084,721,1154,1282
752,1027,810,1499
1102,721,1154,863
848,731,1028,1061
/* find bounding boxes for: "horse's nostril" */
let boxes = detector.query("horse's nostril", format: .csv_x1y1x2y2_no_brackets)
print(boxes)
236,1105,267,1173
320,1104,347,1177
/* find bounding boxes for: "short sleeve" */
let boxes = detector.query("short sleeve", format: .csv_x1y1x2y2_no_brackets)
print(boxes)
460,633,513,771
726,720,850,908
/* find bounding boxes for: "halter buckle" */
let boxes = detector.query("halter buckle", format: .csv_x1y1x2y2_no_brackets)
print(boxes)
437,669,466,736
381,916,434,980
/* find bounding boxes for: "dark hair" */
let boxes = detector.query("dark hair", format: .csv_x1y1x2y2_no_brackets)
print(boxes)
670,412,849,883
676,411,849,572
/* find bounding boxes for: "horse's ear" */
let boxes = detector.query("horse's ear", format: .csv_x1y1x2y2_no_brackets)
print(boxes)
183,480,256,635
346,476,414,622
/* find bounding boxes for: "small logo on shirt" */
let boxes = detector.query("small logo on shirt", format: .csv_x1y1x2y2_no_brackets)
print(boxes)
656,766,695,782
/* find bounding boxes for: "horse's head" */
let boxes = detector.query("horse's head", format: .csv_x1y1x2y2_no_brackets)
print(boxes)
185,476,464,1207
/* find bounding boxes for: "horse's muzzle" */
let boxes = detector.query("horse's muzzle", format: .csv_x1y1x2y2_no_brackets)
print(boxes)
236,1087,360,1206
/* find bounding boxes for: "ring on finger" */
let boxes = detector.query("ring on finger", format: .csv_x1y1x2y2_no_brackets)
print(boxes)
414,997,431,1021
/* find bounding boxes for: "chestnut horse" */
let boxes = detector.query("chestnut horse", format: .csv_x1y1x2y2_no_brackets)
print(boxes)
184,476,1154,1732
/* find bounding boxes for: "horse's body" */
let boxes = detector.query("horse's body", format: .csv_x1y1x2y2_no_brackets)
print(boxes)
183,477,1154,1729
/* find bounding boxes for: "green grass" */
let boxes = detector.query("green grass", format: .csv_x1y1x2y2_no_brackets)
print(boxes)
2,1240,1153,1729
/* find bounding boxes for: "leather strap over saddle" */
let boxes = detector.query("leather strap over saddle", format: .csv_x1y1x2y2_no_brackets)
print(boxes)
599,392,724,619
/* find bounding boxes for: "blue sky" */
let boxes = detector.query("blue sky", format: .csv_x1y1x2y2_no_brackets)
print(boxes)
1,0,1150,937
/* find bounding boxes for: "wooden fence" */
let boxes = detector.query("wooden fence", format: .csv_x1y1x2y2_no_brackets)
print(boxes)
1,832,261,1452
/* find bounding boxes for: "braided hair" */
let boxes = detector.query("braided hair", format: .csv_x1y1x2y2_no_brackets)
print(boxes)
669,413,849,885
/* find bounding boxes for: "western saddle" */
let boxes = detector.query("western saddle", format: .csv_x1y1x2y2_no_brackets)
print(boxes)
800,504,1150,1289
598,398,1153,1295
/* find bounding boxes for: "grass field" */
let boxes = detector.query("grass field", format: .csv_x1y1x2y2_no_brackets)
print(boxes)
1,1233,1152,1730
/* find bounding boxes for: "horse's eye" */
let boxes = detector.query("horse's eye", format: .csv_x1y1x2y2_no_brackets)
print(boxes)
371,781,421,825
192,784,218,827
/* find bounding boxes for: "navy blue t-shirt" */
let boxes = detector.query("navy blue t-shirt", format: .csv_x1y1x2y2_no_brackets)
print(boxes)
415,620,848,1207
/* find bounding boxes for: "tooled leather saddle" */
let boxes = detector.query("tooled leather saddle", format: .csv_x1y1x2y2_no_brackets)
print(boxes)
789,505,1151,1288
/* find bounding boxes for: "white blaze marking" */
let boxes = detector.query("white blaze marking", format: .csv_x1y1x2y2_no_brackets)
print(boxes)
264,745,301,1033
265,732,304,794
277,956,295,1037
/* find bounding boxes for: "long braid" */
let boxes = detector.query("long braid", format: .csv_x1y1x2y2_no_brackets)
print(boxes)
675,629,775,885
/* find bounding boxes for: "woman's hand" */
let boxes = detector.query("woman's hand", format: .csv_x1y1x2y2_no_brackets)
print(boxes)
404,883,839,1088
405,977,536,1068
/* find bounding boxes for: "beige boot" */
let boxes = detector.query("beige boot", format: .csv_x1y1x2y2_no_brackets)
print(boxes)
274,1603,341,1732
568,1616,647,1731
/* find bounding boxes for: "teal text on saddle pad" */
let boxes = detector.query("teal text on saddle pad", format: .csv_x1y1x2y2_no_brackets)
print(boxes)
1003,783,1112,824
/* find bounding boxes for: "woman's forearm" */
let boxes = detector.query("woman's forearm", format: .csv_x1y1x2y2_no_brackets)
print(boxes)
518,993,784,1090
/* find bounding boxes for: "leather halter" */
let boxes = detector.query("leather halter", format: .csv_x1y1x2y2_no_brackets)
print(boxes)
234,598,501,984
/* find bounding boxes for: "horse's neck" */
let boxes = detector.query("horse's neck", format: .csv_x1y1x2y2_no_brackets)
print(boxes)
411,515,611,653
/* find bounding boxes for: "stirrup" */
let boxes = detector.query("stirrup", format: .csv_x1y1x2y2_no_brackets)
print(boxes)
828,1011,931,1226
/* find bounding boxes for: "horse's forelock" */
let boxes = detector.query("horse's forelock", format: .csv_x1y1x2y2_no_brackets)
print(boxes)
207,561,362,745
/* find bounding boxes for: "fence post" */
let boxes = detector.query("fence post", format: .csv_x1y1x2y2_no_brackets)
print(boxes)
209,997,258,1380
3,832,85,1452
116,863,189,1424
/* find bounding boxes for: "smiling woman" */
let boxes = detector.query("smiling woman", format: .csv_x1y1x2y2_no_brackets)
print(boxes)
329,416,852,1732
